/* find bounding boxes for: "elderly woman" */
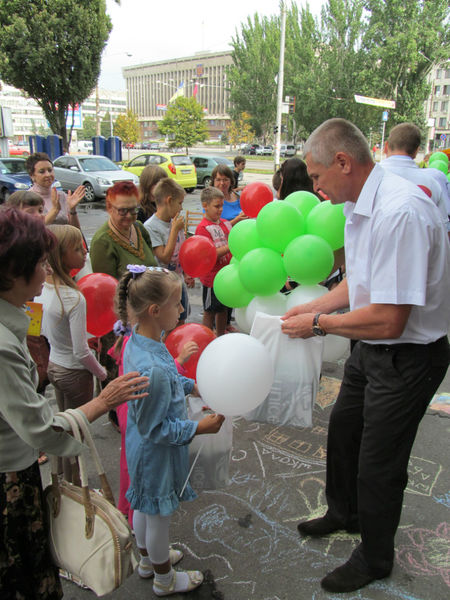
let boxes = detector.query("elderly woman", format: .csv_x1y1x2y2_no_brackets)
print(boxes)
211,164,247,226
90,180,156,279
0,206,148,600
137,164,167,222
25,152,85,227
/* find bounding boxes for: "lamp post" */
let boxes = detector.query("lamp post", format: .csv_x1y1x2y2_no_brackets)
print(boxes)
96,52,132,135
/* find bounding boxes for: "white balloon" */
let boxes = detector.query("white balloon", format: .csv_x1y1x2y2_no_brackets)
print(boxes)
323,334,349,362
196,333,274,416
246,293,287,330
285,285,328,311
234,307,251,334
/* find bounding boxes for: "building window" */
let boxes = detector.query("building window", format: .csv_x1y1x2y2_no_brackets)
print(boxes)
441,101,448,112
435,85,441,96
438,117,447,128
443,85,450,96
433,101,438,111
436,69,442,79
445,69,450,79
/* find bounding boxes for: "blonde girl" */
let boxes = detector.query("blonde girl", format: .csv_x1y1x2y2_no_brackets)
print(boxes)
40,225,106,481
116,265,224,597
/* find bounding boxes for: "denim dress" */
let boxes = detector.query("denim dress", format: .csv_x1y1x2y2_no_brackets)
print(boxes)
124,328,197,516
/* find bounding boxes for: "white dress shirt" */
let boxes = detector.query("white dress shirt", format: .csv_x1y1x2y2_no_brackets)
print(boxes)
344,165,450,345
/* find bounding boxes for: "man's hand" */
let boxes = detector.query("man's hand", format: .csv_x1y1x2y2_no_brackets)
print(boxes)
281,312,316,338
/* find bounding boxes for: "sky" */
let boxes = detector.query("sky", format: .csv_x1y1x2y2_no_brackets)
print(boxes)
99,0,326,90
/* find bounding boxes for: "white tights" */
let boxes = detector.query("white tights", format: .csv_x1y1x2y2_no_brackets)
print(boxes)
133,510,171,565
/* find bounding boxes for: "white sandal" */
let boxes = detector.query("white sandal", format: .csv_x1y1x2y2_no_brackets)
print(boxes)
153,569,204,596
138,547,184,579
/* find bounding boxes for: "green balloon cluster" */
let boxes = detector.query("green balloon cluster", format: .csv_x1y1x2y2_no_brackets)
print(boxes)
213,194,345,309
429,159,448,175
429,151,449,166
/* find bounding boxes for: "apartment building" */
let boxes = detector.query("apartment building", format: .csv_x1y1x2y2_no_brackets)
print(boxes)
424,62,450,152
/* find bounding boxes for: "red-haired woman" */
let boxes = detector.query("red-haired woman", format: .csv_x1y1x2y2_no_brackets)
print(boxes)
0,206,148,599
90,180,157,279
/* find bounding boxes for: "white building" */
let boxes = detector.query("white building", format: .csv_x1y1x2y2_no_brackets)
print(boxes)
424,62,450,152
0,82,127,141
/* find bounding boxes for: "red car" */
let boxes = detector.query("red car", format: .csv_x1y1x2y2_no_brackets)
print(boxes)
0,143,30,157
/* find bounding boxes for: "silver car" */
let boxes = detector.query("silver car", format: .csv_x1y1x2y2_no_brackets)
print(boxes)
52,155,139,202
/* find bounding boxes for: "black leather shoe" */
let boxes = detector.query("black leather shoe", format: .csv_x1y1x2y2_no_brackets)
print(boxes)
321,561,380,593
297,515,359,536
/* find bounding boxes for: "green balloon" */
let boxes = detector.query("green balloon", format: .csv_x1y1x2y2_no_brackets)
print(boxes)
429,151,449,166
230,255,240,265
429,159,448,175
284,190,320,218
306,200,346,250
213,264,253,308
447,172,450,183
256,200,305,253
283,234,334,285
239,247,287,296
228,218,261,260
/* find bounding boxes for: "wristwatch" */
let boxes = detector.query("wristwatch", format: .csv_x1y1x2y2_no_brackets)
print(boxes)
312,313,327,336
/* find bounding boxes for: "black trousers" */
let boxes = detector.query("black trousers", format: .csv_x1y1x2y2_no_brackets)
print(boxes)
324,336,449,577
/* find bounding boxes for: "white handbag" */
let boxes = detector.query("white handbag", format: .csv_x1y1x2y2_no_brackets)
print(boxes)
44,409,137,596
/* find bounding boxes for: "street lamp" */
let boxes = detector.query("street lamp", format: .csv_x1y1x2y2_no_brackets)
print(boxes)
96,52,133,135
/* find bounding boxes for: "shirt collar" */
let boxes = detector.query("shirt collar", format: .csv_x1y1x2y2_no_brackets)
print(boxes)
384,155,416,168
0,298,30,343
352,163,384,218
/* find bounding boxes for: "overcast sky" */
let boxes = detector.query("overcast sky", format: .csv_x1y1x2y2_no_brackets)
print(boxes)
99,0,326,90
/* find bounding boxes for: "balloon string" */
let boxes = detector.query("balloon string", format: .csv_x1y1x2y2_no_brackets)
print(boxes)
181,441,204,497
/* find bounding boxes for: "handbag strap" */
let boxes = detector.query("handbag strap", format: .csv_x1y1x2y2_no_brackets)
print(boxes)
49,411,96,538
65,409,116,506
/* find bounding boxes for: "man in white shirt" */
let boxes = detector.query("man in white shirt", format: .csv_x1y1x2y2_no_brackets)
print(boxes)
382,122,449,227
281,119,450,594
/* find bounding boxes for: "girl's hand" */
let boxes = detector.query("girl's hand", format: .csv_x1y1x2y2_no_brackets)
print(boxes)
67,185,86,209
190,383,201,397
196,413,225,435
177,341,199,365
184,274,195,288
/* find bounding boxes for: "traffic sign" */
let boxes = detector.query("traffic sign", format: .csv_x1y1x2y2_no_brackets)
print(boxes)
440,134,447,141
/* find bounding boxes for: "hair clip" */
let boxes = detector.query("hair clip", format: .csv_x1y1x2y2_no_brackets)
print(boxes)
113,320,132,337
127,264,147,278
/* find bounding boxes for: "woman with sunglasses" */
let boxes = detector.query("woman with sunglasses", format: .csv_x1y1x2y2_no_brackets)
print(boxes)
90,180,157,280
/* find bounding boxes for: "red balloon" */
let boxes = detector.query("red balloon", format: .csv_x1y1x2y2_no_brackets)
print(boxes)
165,323,216,380
240,182,273,218
77,273,118,337
179,235,217,278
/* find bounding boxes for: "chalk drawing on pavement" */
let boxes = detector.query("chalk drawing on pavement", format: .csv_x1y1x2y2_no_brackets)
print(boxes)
406,456,442,496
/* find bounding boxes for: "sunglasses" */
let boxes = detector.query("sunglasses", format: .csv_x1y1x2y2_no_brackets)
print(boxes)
111,206,139,216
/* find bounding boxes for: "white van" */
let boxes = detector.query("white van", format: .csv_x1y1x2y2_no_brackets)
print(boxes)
76,140,93,154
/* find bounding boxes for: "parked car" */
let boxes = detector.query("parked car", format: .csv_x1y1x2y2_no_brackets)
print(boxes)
190,155,236,187
280,144,296,158
255,145,273,156
52,154,139,202
0,142,30,157
150,142,161,150
0,157,31,202
243,144,260,155
123,152,197,192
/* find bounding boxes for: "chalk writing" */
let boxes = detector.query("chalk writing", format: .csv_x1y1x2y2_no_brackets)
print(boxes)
264,426,327,466
406,456,442,496
433,492,450,509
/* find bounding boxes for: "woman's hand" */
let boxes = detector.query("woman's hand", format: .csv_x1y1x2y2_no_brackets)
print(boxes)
196,413,225,435
44,188,61,224
79,372,149,422
231,211,248,226
67,185,86,210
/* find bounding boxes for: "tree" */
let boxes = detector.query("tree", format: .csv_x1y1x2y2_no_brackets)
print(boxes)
114,110,140,149
228,112,254,147
0,0,111,150
101,112,113,138
79,115,97,140
158,97,208,153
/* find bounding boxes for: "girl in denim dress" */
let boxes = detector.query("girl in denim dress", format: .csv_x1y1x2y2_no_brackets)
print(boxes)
115,265,224,597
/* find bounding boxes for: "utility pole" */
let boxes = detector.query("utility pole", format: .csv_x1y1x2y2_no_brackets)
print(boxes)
274,1,286,171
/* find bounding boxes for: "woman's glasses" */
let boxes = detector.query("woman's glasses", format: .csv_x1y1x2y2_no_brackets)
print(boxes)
111,206,139,216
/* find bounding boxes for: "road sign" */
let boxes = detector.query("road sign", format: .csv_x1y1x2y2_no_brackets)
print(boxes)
440,134,447,141
382,110,389,121
354,94,396,109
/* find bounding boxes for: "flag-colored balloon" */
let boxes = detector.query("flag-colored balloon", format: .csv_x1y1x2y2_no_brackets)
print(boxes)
240,182,273,218
78,273,118,337
283,234,334,285
179,235,217,278
429,151,448,166
429,159,448,175
228,218,261,260
256,200,305,253
239,247,287,296
165,323,215,380
213,263,253,308
284,190,320,218
306,201,346,250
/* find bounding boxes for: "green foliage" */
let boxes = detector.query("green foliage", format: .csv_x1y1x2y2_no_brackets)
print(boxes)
158,97,208,153
230,0,450,140
0,0,111,149
114,110,140,145
79,115,97,140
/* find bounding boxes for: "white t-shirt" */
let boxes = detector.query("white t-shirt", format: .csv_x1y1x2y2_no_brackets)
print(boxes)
39,282,105,378
382,155,448,224
344,165,450,345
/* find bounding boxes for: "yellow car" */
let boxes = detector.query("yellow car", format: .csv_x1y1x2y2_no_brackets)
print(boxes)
123,152,197,192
